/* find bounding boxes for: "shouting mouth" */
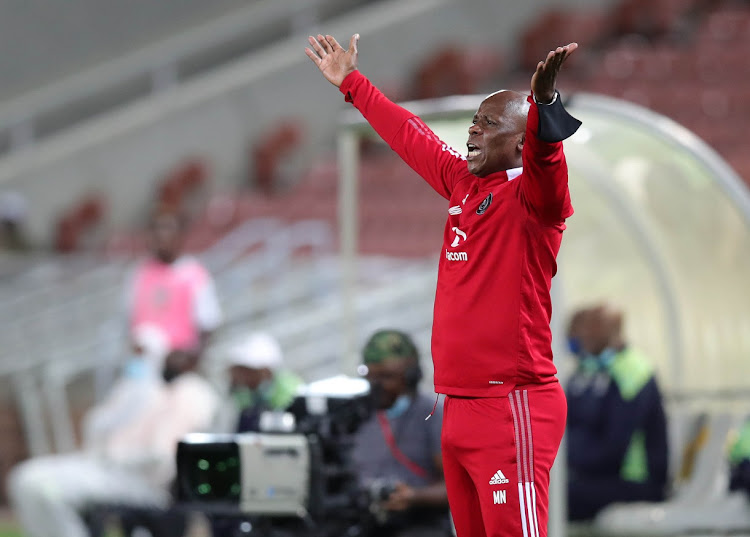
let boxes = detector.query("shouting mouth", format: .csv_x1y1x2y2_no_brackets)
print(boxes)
467,142,481,160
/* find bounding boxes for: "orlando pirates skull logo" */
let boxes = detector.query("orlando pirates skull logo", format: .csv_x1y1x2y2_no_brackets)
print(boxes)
476,193,493,215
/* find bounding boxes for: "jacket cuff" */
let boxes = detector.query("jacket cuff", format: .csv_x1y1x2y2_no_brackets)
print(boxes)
339,70,362,103
533,91,582,143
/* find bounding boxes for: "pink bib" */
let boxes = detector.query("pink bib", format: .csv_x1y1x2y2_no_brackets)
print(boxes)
130,258,208,352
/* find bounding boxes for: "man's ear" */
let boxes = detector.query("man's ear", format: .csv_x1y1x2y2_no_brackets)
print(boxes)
517,133,525,154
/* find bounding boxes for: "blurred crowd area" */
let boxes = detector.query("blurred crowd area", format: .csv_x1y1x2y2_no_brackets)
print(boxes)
0,0,748,258
0,0,748,536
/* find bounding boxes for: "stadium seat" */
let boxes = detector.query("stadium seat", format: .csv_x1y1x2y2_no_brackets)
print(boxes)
696,4,750,44
612,0,698,38
519,9,612,72
156,157,209,213
54,195,106,252
251,122,303,194
410,45,504,100
593,412,746,536
664,409,706,493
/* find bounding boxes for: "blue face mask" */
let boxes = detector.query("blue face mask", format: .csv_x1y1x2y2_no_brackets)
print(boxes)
386,394,413,420
123,358,153,380
581,347,618,373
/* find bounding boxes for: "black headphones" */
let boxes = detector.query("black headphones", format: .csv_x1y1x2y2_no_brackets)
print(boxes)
404,359,423,389
387,330,422,389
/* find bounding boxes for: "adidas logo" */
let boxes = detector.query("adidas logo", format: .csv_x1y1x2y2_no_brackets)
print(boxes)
489,470,509,485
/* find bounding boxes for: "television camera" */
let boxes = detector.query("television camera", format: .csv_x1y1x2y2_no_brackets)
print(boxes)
176,376,393,537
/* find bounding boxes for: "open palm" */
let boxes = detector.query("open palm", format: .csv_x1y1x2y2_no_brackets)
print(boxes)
305,34,359,88
531,43,578,104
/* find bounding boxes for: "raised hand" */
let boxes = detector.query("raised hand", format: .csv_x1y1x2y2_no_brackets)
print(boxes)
305,34,359,88
531,43,578,104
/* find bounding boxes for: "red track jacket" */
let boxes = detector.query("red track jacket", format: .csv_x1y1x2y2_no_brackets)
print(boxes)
341,70,577,397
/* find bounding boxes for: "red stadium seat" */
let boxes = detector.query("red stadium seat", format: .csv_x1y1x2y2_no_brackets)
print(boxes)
695,45,750,83
696,4,750,44
612,0,698,37
54,195,106,252
175,158,208,190
251,122,303,194
520,9,612,72
156,157,209,215
412,45,504,100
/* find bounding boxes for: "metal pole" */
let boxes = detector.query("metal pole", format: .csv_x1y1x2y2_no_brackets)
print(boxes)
548,276,568,537
43,367,77,453
12,371,51,456
337,130,359,376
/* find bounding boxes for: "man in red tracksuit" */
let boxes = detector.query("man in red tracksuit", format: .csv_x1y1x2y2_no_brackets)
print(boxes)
306,34,580,537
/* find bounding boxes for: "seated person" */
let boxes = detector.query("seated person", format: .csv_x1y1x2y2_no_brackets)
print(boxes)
214,331,302,433
83,323,169,450
351,329,451,537
566,304,669,521
6,340,220,537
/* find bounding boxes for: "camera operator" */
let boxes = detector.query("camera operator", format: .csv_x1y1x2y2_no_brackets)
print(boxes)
352,329,451,537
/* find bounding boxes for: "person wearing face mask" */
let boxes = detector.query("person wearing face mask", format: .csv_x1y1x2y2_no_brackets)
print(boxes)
565,304,669,521
350,329,451,537
125,208,223,375
82,323,169,454
214,332,302,434
6,326,220,537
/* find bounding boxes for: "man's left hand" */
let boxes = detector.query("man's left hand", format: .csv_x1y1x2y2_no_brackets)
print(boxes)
383,482,416,511
531,43,578,104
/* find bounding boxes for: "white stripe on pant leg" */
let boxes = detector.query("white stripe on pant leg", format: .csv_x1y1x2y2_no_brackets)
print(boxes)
518,482,529,537
508,393,533,537
531,482,540,537
517,392,536,535
523,390,541,536
525,481,538,537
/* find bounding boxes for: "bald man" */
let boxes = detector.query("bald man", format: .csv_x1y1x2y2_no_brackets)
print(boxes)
306,35,581,537
566,304,668,520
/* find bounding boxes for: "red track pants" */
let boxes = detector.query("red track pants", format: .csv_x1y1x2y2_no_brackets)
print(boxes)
441,382,567,537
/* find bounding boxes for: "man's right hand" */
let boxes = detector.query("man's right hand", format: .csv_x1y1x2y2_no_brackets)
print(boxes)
305,33,359,88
